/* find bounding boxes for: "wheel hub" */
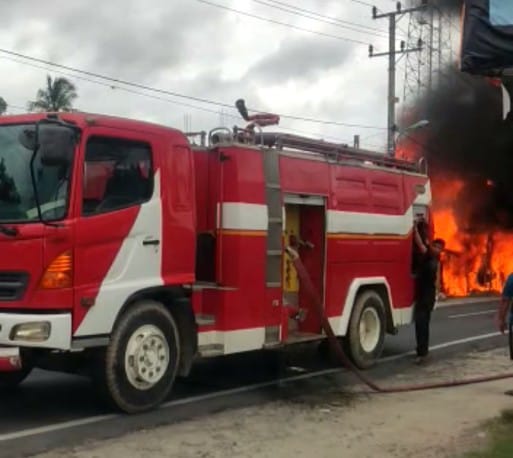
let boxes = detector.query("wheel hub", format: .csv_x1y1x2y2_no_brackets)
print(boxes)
125,325,170,390
359,307,381,353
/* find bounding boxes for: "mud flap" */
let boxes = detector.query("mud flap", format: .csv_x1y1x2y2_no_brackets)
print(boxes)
0,346,22,372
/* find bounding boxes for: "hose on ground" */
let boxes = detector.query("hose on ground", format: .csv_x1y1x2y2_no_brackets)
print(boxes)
287,248,513,393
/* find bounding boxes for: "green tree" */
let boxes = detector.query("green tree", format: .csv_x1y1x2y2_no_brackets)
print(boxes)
0,97,6,115
28,75,77,112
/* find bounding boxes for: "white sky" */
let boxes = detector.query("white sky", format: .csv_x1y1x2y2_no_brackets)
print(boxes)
0,0,439,151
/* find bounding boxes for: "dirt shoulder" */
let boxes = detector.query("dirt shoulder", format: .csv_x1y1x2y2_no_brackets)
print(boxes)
35,347,513,458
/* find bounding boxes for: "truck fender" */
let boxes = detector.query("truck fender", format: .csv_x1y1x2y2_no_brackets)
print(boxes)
330,277,394,337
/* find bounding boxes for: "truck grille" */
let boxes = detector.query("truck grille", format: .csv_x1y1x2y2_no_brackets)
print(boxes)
0,272,29,301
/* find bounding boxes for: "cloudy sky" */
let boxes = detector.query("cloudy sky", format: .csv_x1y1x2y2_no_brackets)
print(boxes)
0,0,435,151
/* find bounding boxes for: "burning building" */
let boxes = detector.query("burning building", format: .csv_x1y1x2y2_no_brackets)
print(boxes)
398,65,513,297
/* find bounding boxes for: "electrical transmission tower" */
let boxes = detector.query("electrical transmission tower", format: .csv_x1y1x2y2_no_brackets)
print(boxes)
402,0,455,107
369,1,427,156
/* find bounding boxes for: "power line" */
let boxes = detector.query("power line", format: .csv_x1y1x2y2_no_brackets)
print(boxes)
0,48,234,109
248,0,391,38
0,61,345,142
360,130,386,141
271,113,386,128
0,47,386,130
350,0,374,7
0,55,233,118
196,0,368,45
268,0,389,33
3,76,349,143
0,57,358,142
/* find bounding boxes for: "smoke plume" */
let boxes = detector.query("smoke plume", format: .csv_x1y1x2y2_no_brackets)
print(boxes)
407,65,513,232
434,0,462,13
406,0,462,12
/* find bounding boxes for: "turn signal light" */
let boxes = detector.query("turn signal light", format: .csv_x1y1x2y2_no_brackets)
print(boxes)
40,251,73,289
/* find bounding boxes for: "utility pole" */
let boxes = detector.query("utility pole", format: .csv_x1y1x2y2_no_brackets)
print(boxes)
369,1,427,156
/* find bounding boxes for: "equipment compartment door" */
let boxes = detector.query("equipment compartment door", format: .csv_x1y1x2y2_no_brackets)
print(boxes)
282,196,326,339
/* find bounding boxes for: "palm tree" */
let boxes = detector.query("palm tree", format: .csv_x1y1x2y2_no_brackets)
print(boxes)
28,75,77,112
0,97,6,115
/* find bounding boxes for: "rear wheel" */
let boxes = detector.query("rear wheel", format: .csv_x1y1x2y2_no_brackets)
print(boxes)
93,300,180,413
344,290,386,369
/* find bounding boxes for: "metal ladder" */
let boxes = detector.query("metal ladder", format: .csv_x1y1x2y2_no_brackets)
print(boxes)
262,149,283,346
262,148,283,288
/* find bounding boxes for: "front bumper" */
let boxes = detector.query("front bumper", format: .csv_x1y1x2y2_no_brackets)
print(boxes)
0,312,71,350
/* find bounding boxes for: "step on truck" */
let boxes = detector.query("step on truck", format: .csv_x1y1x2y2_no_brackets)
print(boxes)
0,108,431,412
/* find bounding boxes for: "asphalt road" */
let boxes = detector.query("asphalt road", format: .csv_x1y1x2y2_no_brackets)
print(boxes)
0,299,508,458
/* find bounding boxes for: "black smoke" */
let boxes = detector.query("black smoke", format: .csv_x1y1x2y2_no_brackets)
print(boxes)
409,64,513,232
433,0,461,12
405,0,462,13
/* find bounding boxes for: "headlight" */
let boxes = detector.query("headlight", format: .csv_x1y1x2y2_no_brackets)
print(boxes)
10,322,51,342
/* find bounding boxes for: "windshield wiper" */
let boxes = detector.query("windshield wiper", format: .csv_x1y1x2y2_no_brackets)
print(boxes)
0,224,18,237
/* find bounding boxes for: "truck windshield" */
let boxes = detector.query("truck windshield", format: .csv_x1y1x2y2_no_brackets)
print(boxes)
0,123,73,223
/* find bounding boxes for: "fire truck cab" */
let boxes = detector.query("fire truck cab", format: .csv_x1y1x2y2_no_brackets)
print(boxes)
0,112,431,412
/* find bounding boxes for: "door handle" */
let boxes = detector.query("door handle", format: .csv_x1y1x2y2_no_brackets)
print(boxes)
142,239,160,246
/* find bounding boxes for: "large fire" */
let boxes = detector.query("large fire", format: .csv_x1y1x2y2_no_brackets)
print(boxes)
398,144,513,297
434,192,513,297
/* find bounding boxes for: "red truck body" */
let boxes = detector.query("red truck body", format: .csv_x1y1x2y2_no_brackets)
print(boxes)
0,112,431,412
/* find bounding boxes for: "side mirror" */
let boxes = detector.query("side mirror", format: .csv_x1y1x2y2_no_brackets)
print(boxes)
18,124,76,166
38,125,75,166
18,127,36,150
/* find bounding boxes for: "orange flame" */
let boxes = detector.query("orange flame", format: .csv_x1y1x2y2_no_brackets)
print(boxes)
397,141,510,297
433,178,513,297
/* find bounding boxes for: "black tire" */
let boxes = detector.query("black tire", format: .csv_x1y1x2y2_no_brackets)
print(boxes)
0,367,32,389
93,300,180,413
344,290,386,369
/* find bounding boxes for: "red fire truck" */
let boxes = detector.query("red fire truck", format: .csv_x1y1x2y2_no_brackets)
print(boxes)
0,110,431,412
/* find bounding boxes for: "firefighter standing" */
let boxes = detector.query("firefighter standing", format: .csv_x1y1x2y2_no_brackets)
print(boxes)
413,218,446,364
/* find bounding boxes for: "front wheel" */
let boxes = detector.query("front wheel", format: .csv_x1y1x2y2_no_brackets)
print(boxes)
344,290,386,369
93,300,180,413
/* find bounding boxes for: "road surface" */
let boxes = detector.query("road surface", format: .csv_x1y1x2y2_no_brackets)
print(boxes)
0,298,507,458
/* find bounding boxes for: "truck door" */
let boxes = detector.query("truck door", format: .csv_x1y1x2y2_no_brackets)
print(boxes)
72,129,162,339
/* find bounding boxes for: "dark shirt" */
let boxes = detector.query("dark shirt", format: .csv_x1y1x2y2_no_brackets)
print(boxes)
415,253,439,305
502,273,513,298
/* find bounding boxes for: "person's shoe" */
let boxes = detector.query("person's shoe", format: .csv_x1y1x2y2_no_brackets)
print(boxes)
414,355,430,365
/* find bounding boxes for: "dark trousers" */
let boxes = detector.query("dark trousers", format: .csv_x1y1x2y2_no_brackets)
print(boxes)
415,301,434,357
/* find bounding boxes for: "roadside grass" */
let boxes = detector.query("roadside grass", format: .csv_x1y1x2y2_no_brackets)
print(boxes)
464,408,513,458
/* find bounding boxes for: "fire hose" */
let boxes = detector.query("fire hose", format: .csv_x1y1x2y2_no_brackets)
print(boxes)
286,247,513,393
